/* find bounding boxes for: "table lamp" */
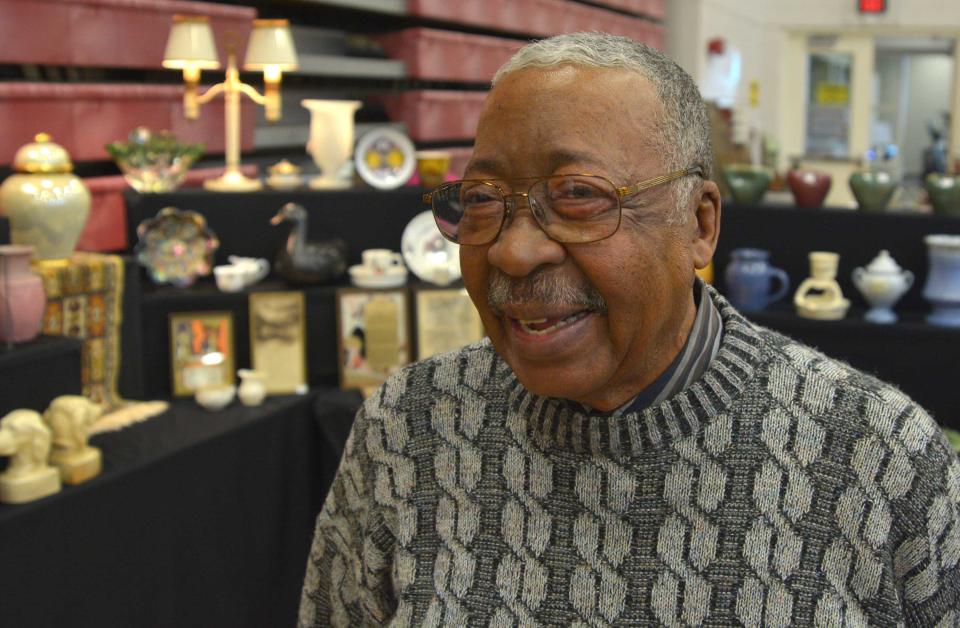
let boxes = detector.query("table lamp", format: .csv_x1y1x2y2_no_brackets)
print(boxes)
163,16,298,192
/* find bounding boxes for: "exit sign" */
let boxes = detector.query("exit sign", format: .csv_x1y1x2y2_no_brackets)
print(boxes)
859,0,886,13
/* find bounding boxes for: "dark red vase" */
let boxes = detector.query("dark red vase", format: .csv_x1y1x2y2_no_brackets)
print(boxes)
787,169,832,209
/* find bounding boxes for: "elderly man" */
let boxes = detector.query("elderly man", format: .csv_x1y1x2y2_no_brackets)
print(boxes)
300,33,960,626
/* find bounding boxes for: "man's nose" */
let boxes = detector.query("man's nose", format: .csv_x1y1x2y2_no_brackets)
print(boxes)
487,194,566,277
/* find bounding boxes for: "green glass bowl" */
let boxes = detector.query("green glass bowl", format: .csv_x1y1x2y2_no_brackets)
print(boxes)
721,164,772,205
848,171,898,212
925,174,960,216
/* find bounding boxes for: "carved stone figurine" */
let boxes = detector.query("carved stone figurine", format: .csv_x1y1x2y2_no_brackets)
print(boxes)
0,409,61,504
270,202,348,284
42,395,103,484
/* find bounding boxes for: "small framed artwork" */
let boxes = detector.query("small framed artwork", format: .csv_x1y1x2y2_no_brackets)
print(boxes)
336,288,411,390
414,287,485,359
249,291,308,394
169,311,235,397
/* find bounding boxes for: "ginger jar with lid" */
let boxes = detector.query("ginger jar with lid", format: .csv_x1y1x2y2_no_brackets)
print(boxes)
0,133,91,260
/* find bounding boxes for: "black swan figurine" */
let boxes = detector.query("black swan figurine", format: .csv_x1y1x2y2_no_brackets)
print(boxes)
270,202,348,284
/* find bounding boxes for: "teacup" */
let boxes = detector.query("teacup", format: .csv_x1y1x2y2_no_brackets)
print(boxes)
361,249,404,274
227,255,270,286
214,265,246,292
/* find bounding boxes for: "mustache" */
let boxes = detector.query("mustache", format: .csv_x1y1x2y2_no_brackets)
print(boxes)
487,269,608,315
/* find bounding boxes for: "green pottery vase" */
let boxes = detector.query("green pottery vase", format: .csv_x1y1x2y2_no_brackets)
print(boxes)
849,171,898,212
722,164,772,205
925,174,960,216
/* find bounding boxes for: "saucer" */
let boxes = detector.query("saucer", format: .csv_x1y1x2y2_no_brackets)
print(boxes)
349,264,408,288
354,127,416,190
401,210,460,285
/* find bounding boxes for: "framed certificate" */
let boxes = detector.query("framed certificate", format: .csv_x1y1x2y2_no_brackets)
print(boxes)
336,288,411,390
249,291,308,394
414,288,485,359
169,311,235,397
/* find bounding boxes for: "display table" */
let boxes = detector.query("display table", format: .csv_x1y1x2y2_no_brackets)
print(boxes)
123,188,427,268
0,336,83,416
0,390,362,628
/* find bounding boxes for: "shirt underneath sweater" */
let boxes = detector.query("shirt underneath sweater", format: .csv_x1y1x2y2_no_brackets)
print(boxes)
299,287,960,627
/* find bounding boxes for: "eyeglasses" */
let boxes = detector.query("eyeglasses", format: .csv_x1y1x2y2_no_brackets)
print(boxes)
422,165,703,245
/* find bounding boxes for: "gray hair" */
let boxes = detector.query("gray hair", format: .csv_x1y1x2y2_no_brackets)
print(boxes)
492,32,712,223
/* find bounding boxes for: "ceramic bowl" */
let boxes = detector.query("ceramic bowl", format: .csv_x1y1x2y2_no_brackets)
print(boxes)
721,164,772,205
925,174,960,216
849,171,898,212
195,385,236,411
105,128,203,193
787,168,832,209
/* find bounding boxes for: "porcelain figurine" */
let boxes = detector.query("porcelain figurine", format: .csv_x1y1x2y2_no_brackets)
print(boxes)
724,248,790,313
302,99,362,190
237,369,267,407
852,250,914,324
42,395,103,484
923,234,960,327
0,244,46,343
0,409,60,504
0,133,91,260
794,251,850,320
270,202,348,285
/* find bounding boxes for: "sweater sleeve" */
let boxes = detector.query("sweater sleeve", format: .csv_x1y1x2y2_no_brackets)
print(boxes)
298,405,398,627
892,424,960,625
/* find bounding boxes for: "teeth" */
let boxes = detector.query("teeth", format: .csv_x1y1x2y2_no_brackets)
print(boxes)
518,311,589,335
518,318,548,324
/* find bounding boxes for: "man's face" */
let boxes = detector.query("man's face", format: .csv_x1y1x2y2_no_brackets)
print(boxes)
460,65,709,411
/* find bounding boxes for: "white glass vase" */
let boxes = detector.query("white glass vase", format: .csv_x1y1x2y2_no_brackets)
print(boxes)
302,99,362,190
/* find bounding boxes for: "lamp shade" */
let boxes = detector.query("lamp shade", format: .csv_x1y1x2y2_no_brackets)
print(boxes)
244,19,298,72
162,15,220,70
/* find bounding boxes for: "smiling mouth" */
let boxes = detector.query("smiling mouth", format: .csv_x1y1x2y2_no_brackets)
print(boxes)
514,310,593,335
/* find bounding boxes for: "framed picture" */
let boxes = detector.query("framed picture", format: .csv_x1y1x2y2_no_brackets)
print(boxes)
248,291,308,394
336,288,411,390
169,311,235,397
414,288,485,359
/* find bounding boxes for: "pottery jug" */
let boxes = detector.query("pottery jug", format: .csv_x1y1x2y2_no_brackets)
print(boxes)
302,99,362,190
237,369,267,406
849,171,898,212
0,244,46,343
925,173,960,216
0,134,91,260
787,168,832,209
721,164,772,205
794,251,850,320
923,234,960,327
724,248,790,313
852,250,913,324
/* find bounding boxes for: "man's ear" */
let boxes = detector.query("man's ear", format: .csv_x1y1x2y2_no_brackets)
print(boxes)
691,179,721,270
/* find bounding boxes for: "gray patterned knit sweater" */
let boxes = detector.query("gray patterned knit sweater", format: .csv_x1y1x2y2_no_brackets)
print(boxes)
300,290,960,626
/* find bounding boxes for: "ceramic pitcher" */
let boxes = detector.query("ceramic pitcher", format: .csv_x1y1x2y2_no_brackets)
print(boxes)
923,234,960,327
0,244,46,343
724,248,790,312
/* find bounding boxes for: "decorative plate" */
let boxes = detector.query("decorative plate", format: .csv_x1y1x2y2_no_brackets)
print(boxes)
401,210,460,286
135,207,219,287
354,127,416,190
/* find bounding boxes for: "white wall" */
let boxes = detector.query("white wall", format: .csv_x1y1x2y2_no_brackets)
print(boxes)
667,0,960,169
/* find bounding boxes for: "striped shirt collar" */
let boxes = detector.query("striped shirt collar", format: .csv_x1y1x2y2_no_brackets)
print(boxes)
573,279,724,416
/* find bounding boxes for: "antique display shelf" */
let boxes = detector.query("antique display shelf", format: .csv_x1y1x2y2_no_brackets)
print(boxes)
718,203,960,427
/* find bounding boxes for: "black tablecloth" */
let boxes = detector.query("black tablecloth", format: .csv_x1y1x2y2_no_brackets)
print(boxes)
0,390,362,628
0,336,83,416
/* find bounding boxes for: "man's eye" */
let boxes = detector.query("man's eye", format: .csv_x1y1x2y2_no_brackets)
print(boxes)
550,181,604,200
462,188,500,205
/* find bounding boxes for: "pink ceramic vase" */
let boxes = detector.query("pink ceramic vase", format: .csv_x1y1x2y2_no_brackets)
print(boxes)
787,169,832,209
0,245,46,343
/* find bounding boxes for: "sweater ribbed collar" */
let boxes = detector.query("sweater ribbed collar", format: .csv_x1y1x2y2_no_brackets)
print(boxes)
500,286,764,458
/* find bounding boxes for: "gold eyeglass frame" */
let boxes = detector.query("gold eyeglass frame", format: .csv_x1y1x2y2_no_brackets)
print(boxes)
423,165,704,245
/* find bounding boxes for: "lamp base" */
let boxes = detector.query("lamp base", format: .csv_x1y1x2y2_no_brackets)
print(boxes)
204,170,263,192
